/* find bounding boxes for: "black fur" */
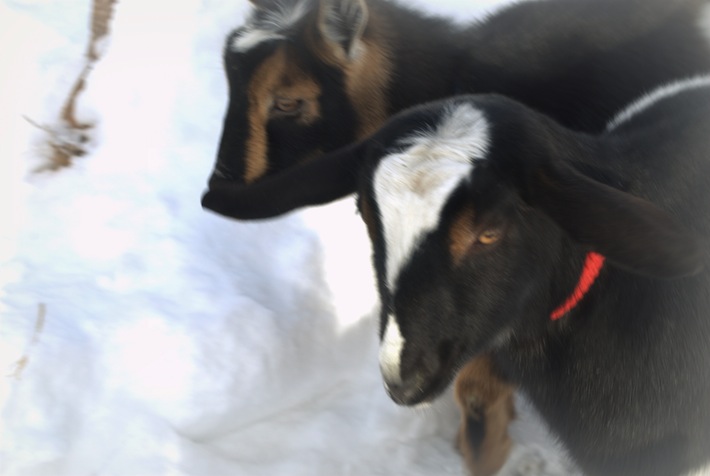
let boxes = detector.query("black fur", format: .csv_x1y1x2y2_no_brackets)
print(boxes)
201,2,710,473
216,32,360,181
204,141,365,218
354,84,710,476
203,0,710,218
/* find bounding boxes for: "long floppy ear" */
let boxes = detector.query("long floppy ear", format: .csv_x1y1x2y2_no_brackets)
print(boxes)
202,141,365,220
527,160,705,278
318,0,368,59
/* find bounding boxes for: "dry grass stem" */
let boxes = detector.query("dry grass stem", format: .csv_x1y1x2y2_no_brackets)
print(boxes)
8,303,47,380
37,0,118,171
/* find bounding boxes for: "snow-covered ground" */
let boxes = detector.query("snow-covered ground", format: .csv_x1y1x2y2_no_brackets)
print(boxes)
0,1,581,474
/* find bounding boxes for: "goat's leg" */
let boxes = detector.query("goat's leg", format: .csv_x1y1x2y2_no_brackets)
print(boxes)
454,354,516,476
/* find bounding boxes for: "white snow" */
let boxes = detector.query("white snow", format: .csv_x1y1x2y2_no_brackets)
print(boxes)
0,1,582,475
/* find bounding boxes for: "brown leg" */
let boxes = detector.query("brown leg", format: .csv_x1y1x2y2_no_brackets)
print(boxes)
454,354,516,476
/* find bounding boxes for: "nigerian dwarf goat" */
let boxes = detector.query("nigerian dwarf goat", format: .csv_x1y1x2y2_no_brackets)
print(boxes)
205,0,710,186
205,76,710,475
203,0,710,473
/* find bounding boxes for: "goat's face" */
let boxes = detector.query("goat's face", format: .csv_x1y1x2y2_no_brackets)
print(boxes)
210,0,390,185
358,101,549,405
357,97,704,406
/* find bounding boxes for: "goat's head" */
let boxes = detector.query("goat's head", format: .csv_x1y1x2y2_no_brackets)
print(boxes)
359,96,705,405
357,98,560,405
203,94,704,405
210,0,390,185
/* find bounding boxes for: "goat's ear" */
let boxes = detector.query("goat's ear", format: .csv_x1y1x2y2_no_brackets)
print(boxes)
202,141,366,220
527,160,705,278
318,0,368,59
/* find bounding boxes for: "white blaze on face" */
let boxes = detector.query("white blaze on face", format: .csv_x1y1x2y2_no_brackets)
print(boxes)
379,314,406,385
373,103,490,291
606,74,710,131
233,29,287,53
232,0,311,53
373,103,490,381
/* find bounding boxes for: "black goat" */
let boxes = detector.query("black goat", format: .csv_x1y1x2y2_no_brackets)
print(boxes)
203,0,710,473
208,74,710,475
362,78,710,476
205,0,710,187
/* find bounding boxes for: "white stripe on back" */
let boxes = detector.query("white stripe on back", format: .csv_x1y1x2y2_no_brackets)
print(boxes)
700,2,710,48
684,461,710,476
606,75,710,131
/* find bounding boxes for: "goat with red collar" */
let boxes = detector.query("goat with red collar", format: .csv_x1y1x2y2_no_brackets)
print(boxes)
204,0,710,472
204,75,710,475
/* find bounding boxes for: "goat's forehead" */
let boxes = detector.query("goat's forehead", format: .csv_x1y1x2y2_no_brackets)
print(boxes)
371,103,490,291
231,0,313,53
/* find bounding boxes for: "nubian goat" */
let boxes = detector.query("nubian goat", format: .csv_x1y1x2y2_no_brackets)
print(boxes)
203,0,710,473
207,76,710,475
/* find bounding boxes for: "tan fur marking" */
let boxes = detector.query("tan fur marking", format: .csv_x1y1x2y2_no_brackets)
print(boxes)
450,205,477,265
308,14,392,139
244,47,322,183
245,55,274,183
455,355,516,476
345,38,391,138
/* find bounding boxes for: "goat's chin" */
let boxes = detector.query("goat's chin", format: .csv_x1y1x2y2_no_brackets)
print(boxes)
420,378,455,406
416,375,456,406
392,348,477,407
385,371,456,407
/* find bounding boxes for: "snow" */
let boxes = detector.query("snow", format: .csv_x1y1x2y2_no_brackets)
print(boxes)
0,1,581,475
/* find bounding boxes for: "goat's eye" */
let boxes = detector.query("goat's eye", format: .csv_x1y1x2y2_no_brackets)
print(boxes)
478,229,502,245
272,97,303,115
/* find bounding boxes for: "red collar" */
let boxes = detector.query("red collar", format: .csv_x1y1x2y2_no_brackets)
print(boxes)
550,252,606,321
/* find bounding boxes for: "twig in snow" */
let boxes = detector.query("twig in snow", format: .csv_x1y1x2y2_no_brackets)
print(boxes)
7,303,47,380
35,0,118,171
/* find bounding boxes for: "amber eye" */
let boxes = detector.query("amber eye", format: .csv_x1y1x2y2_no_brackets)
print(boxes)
272,97,303,115
478,229,502,245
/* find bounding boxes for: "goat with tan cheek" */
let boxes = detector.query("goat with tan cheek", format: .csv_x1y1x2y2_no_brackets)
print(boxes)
205,0,710,188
